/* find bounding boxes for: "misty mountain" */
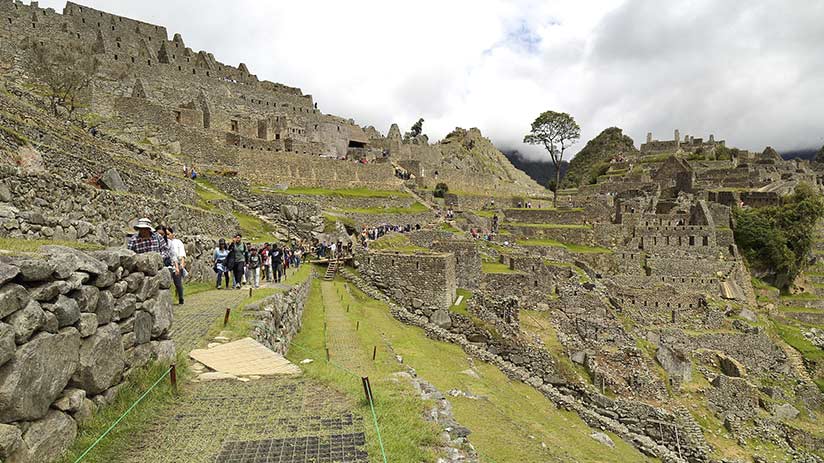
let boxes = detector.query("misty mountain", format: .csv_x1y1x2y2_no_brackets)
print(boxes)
501,149,568,188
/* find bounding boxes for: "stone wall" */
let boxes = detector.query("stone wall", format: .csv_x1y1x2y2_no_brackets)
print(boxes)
0,246,176,462
430,240,481,290
0,167,238,246
356,250,456,311
248,273,312,355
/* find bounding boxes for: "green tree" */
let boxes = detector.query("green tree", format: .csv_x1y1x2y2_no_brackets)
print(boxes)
524,111,580,207
404,118,425,141
733,183,824,288
434,182,449,198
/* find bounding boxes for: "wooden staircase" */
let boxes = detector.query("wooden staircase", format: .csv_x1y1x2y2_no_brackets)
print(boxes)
324,259,340,281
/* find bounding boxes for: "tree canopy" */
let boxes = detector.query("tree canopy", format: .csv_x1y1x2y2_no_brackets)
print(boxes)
733,183,824,288
524,111,580,207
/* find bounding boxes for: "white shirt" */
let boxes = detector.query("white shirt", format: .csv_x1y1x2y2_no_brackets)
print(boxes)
171,239,186,262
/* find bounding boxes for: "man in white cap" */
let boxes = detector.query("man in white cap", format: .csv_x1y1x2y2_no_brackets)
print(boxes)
127,218,169,256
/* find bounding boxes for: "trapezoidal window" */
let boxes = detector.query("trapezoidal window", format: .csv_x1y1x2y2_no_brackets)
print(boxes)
348,140,365,148
230,120,239,132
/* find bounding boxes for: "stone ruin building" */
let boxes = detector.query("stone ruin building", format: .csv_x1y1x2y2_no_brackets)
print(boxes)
0,1,822,462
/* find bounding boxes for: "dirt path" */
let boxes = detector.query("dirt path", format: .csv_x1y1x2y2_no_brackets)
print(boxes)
124,285,369,463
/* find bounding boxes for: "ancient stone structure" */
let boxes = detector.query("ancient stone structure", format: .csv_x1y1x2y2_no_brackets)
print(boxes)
0,246,175,462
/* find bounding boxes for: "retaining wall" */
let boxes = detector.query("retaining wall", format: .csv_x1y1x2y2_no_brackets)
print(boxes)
0,246,176,462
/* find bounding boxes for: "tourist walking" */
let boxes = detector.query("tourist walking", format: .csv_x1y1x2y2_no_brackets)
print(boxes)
127,218,166,254
168,227,187,280
229,234,247,289
261,243,271,282
213,239,230,289
271,245,283,283
157,225,184,305
248,247,261,288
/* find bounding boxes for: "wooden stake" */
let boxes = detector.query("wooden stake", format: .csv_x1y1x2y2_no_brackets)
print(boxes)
223,307,231,327
169,364,178,393
372,346,377,361
356,321,360,331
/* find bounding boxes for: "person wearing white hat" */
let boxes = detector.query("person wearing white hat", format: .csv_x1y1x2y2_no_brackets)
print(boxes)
127,218,169,256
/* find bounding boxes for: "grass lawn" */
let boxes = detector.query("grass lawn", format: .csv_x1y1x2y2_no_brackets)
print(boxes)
481,261,523,274
369,234,428,253
57,354,189,463
337,202,429,215
232,211,279,241
504,223,592,229
0,237,104,253
301,279,655,462
451,289,473,317
260,187,409,199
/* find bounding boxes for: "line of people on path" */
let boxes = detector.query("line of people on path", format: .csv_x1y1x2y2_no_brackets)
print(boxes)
212,234,306,290
358,222,422,248
127,218,187,305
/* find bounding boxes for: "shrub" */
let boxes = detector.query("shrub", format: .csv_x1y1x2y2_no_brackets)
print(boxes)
434,182,449,198
733,183,824,288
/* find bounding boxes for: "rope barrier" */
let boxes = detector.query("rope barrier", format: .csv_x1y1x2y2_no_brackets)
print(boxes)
73,365,173,463
364,378,389,463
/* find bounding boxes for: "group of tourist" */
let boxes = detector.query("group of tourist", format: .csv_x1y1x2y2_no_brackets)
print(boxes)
212,235,306,289
394,167,412,180
358,223,422,248
313,240,349,259
127,218,187,305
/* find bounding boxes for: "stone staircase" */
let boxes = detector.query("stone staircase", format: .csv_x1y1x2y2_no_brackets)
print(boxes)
777,339,814,383
324,259,340,281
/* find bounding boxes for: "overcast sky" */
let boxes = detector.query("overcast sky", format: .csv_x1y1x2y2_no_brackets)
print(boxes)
36,0,824,160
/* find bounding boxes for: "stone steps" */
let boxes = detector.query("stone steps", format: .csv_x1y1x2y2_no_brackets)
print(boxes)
776,338,814,383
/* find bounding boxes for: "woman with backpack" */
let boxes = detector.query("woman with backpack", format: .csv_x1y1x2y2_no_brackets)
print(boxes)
213,239,230,289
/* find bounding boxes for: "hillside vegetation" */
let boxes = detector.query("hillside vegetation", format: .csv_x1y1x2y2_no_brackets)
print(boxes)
561,127,637,187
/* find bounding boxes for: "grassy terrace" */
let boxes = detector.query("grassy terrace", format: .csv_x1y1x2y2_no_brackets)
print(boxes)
336,202,429,215
516,238,612,254
369,234,428,253
292,279,654,462
0,237,104,253
481,261,524,274
504,222,592,229
254,186,410,198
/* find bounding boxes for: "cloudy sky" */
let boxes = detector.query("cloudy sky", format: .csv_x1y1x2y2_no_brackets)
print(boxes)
36,0,824,160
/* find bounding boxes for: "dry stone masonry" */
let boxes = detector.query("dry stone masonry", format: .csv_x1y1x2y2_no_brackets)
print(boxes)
0,246,175,462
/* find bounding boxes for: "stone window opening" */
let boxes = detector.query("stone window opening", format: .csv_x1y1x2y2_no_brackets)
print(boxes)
131,57,135,63
689,236,695,246
147,59,151,66
32,23,35,28
82,18,85,23
111,25,115,30
192,69,196,74
7,18,11,24
534,280,538,287
702,236,709,246
178,65,181,71
113,54,118,60
97,22,100,27
275,134,280,140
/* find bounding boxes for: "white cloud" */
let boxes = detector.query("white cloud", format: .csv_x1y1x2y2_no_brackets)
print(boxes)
34,0,824,160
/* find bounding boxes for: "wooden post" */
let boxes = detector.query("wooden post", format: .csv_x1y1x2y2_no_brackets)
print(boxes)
249,287,252,297
223,307,231,327
169,364,178,393
325,348,330,362
361,376,373,403
356,321,359,331
372,346,377,361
